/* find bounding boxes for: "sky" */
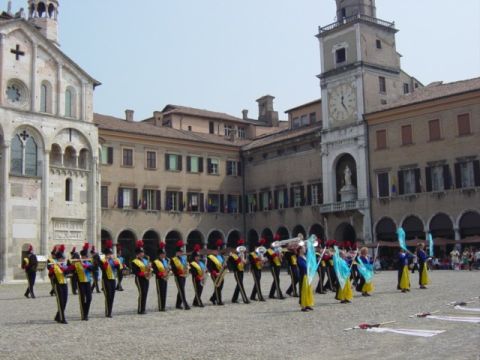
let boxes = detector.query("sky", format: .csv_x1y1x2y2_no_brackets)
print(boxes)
8,0,480,121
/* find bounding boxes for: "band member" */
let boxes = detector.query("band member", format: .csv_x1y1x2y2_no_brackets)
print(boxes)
417,243,430,289
131,240,150,314
49,245,72,324
48,245,57,296
189,244,205,307
315,245,327,294
285,244,299,297
170,240,190,310
355,247,374,296
90,245,101,294
249,238,266,302
228,239,250,304
334,248,353,304
74,243,94,321
266,244,284,299
115,245,126,291
397,248,411,293
298,243,314,312
152,242,169,311
22,244,38,299
68,246,79,295
95,241,119,317
207,239,225,305
325,246,337,291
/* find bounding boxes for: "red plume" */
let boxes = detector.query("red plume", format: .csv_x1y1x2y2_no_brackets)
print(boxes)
193,244,201,252
91,245,96,253
105,239,113,249
159,242,166,249
176,240,184,248
259,237,266,245
238,238,245,246
51,245,57,253
216,239,223,247
71,246,76,253
58,244,65,253
274,233,281,241
82,243,90,252
136,240,144,249
28,245,33,252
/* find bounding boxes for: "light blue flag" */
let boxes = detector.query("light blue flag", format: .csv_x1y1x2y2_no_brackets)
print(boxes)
356,256,374,283
397,227,407,251
306,235,319,285
333,246,351,290
428,233,434,257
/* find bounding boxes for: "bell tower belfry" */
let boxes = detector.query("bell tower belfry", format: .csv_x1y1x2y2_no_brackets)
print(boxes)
27,0,59,45
335,0,376,20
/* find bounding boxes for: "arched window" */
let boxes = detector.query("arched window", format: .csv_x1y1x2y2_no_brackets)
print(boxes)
48,3,55,18
40,84,47,112
37,2,46,17
10,135,23,175
65,88,74,117
24,137,38,176
10,131,39,177
65,178,73,202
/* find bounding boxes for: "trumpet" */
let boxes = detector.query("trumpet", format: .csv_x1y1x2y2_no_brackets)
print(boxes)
271,235,303,248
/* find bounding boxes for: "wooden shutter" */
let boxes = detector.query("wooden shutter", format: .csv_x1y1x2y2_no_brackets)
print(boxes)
200,193,205,212
220,194,225,213
198,157,204,173
300,186,305,205
155,190,161,210
457,113,471,136
414,168,421,193
443,165,451,190
107,147,113,164
207,158,212,174
238,195,243,213
133,188,138,209
118,188,124,208
307,185,312,205
290,187,294,207
454,163,462,189
428,119,440,141
177,155,182,171
425,167,432,192
274,190,279,209
398,171,404,195
237,161,242,176
259,193,264,211
179,192,184,211
474,160,480,187
165,154,170,170
376,130,386,149
142,189,148,209
186,156,191,172
401,125,412,145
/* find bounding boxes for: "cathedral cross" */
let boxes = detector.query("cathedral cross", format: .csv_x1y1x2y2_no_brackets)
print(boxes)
10,44,25,60
19,130,29,141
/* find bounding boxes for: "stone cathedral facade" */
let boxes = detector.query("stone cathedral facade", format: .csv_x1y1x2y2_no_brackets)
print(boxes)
0,1,100,281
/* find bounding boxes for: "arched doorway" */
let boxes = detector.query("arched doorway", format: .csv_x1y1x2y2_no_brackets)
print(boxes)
276,226,290,241
207,230,224,250
261,228,274,247
375,217,397,261
165,230,182,258
186,230,204,252
143,230,160,261
292,225,306,239
309,224,325,243
334,223,356,246
459,211,480,238
335,153,357,202
247,229,259,251
117,230,136,266
227,230,241,248
402,215,425,240
430,213,454,257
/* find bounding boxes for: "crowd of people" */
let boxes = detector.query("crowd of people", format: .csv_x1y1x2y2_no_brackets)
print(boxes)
19,236,443,324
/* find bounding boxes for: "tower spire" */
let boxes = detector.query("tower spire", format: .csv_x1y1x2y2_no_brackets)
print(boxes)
335,0,376,20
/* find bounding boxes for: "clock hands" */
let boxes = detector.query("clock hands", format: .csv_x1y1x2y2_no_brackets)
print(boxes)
341,95,347,110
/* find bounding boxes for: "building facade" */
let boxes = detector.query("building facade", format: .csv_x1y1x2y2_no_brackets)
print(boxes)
0,1,100,281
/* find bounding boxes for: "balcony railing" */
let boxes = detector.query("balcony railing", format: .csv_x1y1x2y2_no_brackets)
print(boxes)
319,14,395,34
319,199,367,214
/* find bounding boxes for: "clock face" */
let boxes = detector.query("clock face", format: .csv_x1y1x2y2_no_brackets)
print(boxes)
328,83,356,123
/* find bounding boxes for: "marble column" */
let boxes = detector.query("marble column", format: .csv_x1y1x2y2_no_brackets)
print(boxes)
0,143,10,282
41,150,50,271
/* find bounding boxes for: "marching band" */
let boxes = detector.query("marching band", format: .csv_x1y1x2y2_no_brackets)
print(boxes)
20,232,437,324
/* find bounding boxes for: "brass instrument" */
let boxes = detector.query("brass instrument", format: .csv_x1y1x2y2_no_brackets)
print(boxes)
214,255,229,288
163,258,171,281
271,235,303,248
144,259,152,280
35,255,47,271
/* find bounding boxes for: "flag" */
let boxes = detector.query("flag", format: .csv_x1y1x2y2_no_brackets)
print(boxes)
428,233,434,257
397,227,407,251
333,246,351,290
356,256,374,283
306,235,319,285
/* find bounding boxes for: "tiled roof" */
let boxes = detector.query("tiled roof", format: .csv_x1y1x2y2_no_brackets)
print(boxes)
94,113,250,147
161,104,252,124
242,123,322,151
377,77,480,112
284,98,322,113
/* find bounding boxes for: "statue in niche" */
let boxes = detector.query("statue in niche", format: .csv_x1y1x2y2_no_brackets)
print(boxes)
344,165,352,187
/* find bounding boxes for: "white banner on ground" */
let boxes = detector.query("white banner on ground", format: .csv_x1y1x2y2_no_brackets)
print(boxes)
426,315,480,323
454,305,480,313
366,328,445,337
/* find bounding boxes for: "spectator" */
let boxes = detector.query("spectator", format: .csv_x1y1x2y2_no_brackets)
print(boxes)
450,248,460,270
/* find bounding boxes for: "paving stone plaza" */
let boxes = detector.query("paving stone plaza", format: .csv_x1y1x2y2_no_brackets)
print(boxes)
0,271,479,360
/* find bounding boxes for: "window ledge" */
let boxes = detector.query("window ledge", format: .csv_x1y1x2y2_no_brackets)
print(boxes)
457,133,472,138
144,167,157,171
427,138,444,143
120,165,134,169
166,169,182,173
400,142,415,147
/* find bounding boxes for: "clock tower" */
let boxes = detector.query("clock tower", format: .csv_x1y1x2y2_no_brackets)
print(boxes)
316,0,417,243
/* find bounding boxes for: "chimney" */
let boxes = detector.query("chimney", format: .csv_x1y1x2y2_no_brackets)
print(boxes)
153,111,163,126
242,109,249,120
125,109,134,122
